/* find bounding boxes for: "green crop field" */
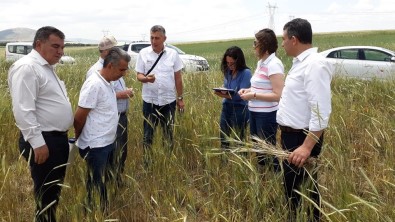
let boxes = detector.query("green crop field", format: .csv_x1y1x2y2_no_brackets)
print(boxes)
0,30,394,221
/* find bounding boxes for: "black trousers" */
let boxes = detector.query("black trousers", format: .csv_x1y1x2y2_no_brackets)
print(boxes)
19,132,69,222
113,113,128,180
280,130,323,222
142,101,176,167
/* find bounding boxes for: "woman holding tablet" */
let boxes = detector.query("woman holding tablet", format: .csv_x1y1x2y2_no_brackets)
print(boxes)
214,46,251,149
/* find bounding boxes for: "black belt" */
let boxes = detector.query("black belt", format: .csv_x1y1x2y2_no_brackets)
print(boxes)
279,125,307,133
42,131,68,136
118,112,126,116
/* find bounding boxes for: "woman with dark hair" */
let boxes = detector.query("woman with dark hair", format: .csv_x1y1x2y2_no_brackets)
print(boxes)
215,46,251,149
239,28,284,170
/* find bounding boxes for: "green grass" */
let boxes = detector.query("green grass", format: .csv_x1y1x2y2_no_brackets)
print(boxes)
0,30,395,221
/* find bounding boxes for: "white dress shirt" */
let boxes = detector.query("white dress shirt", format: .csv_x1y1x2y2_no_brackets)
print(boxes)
76,71,119,149
8,49,73,149
277,48,334,131
135,46,183,106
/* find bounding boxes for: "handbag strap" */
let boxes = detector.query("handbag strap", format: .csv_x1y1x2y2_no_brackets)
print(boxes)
145,50,165,76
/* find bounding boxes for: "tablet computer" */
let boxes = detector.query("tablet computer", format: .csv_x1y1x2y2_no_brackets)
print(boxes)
213,87,236,94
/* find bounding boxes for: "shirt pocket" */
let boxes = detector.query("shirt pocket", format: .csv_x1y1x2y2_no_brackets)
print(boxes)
145,60,154,74
159,59,174,72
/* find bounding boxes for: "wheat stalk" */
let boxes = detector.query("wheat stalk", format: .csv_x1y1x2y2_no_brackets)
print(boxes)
228,136,318,166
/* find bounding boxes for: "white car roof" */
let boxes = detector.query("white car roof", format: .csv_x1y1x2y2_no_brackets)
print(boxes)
321,46,395,56
6,42,33,46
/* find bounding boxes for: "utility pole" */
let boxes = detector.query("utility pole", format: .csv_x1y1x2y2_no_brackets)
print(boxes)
267,3,277,31
102,29,110,36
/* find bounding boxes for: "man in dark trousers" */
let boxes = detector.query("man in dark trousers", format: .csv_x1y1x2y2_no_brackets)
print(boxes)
135,25,184,166
8,26,74,222
277,18,334,221
74,47,130,211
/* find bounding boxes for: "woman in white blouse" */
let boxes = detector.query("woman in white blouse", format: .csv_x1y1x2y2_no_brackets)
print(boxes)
239,28,285,170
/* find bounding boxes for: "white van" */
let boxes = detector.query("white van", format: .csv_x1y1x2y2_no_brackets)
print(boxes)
5,42,76,64
5,42,33,62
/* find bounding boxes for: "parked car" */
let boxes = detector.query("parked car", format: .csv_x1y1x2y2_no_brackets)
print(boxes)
5,42,76,64
58,55,75,64
124,41,209,72
5,42,33,62
320,46,395,79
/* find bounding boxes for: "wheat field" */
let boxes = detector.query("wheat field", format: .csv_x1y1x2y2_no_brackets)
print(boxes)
0,30,394,221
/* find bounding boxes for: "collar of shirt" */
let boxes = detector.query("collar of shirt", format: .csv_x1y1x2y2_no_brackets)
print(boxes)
148,46,166,55
98,57,104,64
30,49,52,66
96,70,111,86
293,47,318,63
261,52,277,65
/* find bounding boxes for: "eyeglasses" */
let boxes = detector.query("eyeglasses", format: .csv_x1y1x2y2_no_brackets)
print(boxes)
226,61,236,66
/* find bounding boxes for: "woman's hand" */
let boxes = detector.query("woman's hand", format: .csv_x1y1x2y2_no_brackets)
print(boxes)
239,88,252,101
238,88,250,95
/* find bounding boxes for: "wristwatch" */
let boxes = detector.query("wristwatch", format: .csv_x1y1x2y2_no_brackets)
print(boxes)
177,96,183,100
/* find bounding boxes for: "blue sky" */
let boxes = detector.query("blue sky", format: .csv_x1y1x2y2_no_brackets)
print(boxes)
1,0,394,43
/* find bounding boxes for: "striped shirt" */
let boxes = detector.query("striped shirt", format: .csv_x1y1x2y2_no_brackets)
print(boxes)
112,77,129,113
249,53,284,112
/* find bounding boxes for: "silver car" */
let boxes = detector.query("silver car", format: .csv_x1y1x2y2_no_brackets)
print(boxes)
320,46,395,79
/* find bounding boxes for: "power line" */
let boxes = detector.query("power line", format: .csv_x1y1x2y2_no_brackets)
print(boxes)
171,13,263,35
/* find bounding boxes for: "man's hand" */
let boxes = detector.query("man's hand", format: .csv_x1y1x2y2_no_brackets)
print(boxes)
145,74,156,83
137,73,155,83
177,99,185,113
287,145,312,168
117,88,134,99
34,144,49,164
126,88,134,98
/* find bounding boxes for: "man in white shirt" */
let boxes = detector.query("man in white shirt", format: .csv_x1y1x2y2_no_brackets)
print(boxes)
74,47,130,211
135,25,184,167
87,35,134,185
8,26,73,222
277,18,334,221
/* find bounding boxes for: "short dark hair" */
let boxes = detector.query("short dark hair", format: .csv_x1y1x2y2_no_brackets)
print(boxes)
103,47,131,68
151,25,166,35
220,46,249,75
255,28,278,57
33,26,65,48
283,18,312,44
